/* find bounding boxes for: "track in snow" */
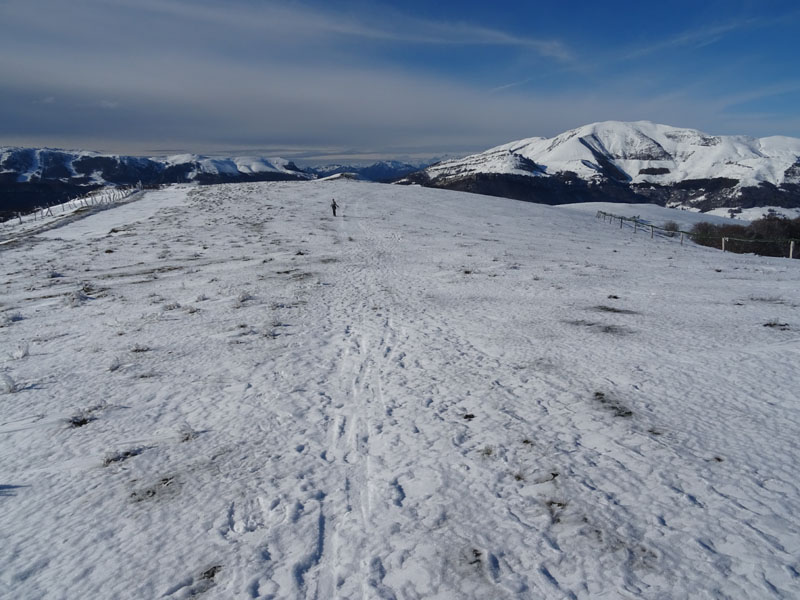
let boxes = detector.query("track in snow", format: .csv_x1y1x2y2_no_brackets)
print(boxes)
1,181,799,599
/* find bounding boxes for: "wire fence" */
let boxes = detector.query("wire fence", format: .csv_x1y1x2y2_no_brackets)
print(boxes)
596,210,798,259
5,186,141,227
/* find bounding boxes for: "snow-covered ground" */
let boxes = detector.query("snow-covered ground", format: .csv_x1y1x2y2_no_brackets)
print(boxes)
1,181,799,599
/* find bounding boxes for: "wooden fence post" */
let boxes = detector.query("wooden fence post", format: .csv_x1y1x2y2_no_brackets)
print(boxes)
680,233,684,245
650,225,654,239
619,217,623,229
722,237,727,252
791,240,795,259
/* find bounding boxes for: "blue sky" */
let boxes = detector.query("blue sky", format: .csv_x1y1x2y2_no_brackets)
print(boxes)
1,0,798,161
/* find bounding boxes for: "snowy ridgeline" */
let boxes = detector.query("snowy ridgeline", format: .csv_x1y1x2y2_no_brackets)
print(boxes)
426,120,800,188
1,181,799,599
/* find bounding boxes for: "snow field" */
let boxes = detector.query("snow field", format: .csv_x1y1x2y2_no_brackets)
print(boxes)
1,181,799,598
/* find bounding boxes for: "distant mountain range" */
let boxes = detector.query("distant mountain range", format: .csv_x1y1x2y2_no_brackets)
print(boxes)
0,148,428,219
402,121,800,211
4,121,800,220
305,160,425,182
0,148,315,219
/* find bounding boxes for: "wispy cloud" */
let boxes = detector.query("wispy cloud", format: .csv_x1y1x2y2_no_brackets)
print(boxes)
489,80,527,94
622,21,750,60
714,82,800,111
621,11,800,60
83,0,572,59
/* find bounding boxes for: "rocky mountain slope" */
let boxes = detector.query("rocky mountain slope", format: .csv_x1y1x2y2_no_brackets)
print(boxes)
404,121,800,211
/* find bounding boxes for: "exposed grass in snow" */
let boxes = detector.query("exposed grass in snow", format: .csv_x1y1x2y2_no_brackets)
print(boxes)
1,181,799,598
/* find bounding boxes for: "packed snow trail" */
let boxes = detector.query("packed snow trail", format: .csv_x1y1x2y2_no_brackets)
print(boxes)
1,181,799,599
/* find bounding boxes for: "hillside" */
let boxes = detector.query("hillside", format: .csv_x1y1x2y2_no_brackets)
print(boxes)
1,181,799,598
406,121,800,211
0,147,310,219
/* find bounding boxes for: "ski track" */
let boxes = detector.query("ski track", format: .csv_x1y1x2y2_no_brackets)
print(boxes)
1,181,799,599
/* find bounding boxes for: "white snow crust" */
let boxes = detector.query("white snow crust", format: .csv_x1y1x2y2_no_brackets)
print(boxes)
1,181,799,599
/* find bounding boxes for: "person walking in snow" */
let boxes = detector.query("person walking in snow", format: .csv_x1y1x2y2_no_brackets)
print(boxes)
331,198,339,217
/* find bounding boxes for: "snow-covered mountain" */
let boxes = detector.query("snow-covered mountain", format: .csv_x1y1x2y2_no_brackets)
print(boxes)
0,147,311,219
406,121,800,210
305,160,428,182
0,147,310,185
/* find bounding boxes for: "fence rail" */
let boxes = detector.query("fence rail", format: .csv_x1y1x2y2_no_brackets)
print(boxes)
0,186,147,247
596,210,798,259
5,186,141,227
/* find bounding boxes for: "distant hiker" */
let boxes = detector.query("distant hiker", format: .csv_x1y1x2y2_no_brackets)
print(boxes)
331,198,339,217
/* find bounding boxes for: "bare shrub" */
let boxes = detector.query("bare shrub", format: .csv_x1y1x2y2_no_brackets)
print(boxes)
691,216,800,257
691,222,722,249
663,221,679,237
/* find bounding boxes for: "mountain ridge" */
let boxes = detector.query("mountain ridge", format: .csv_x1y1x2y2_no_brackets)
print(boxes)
304,160,427,182
0,148,434,219
404,121,800,211
0,147,312,220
